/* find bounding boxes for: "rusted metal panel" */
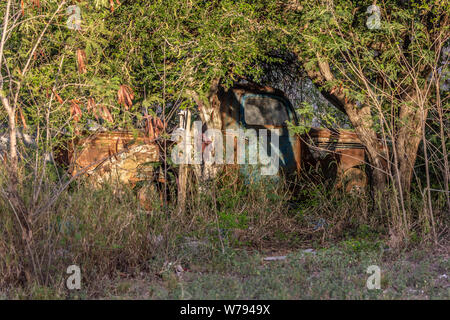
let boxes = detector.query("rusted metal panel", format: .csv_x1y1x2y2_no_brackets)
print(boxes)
305,128,366,172
68,131,159,186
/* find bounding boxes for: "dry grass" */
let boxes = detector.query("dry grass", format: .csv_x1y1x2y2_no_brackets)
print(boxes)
0,164,448,299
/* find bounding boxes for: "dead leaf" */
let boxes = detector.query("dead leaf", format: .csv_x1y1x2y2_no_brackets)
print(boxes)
153,117,164,137
27,0,40,8
18,107,28,129
146,116,155,140
109,0,121,11
117,85,134,110
87,97,95,112
87,98,99,120
155,117,164,130
52,88,64,104
70,99,82,122
144,115,164,139
76,49,87,74
99,105,113,122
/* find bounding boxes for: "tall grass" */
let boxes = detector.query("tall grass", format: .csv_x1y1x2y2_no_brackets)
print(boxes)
0,161,447,298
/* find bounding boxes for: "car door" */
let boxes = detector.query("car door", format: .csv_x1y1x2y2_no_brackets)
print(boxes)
238,93,302,181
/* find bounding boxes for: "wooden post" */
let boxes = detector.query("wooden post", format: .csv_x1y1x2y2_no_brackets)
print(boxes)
177,109,191,213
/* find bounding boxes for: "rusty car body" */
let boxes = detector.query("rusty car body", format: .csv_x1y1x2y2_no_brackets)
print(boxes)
68,83,370,194
218,83,368,191
68,131,160,187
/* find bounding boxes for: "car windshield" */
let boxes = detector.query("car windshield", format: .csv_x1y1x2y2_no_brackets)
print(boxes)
243,94,290,126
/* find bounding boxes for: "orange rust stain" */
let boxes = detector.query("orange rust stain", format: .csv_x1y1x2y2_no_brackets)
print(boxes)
68,131,159,186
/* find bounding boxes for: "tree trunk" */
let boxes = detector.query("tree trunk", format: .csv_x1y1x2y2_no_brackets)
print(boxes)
177,109,191,212
350,117,388,192
394,105,426,197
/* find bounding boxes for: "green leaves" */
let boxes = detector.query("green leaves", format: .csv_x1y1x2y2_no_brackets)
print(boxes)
3,0,447,148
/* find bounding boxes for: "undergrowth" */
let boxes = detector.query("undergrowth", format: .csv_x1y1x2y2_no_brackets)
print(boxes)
0,166,448,298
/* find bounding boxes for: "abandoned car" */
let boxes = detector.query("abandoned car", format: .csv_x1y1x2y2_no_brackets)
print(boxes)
68,84,370,195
